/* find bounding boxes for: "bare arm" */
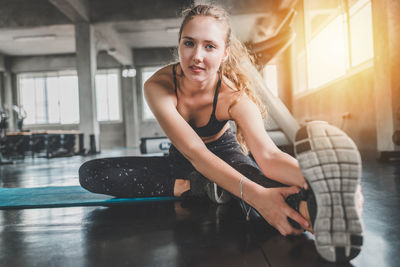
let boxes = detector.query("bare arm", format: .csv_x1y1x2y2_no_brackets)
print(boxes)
144,76,308,235
229,94,306,188
144,78,254,201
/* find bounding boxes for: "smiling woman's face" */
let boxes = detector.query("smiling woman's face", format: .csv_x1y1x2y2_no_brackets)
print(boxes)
178,16,229,83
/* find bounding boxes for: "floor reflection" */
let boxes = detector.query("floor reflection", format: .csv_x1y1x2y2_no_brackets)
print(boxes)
0,150,399,266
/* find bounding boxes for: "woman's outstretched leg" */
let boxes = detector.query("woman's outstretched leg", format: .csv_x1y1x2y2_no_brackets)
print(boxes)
79,156,176,198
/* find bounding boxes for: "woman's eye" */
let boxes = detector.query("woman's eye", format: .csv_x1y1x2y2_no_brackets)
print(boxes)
184,41,194,47
205,44,216,49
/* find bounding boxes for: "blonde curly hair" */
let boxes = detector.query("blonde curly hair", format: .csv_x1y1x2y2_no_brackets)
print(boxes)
179,4,266,154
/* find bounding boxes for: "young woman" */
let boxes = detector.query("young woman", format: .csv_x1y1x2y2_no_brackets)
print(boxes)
79,4,363,262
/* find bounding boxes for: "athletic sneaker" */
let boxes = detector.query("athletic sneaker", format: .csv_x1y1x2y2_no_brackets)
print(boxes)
181,171,231,204
294,121,363,262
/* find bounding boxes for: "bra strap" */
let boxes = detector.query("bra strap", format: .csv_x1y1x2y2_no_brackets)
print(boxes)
211,73,222,116
172,63,178,96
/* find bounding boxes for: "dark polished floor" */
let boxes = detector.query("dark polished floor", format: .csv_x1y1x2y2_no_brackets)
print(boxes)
0,149,399,267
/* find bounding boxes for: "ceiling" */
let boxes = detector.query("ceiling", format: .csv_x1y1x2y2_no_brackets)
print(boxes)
0,0,298,60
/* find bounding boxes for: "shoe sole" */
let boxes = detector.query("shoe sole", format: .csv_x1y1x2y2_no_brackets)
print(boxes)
294,121,363,262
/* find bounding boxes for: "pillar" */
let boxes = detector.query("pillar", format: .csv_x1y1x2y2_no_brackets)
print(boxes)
121,71,139,147
75,22,100,152
372,0,400,160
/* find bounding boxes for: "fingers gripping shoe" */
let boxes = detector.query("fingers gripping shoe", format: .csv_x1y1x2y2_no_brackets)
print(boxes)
295,121,363,262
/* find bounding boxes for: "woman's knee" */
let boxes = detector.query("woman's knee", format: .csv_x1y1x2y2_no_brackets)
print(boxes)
78,159,104,188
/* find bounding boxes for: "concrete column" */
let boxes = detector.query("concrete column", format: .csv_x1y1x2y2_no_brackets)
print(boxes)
0,72,3,106
0,55,15,131
121,72,139,147
372,0,400,158
75,22,100,152
0,54,5,72
131,75,140,146
2,71,15,131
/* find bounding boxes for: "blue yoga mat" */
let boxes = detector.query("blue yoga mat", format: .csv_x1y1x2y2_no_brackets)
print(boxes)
0,186,178,209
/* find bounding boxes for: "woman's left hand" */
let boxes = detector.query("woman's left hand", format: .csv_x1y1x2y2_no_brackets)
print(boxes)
252,186,309,236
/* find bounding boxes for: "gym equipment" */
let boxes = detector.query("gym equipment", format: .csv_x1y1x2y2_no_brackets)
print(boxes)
0,186,178,210
12,105,27,132
0,107,14,164
33,131,80,158
2,132,31,159
247,10,296,67
75,133,100,155
3,130,81,159
243,60,300,142
0,108,8,136
89,134,100,154
140,136,171,154
244,8,300,143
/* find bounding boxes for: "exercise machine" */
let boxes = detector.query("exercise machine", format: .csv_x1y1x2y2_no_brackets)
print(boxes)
140,136,171,155
13,105,27,132
0,107,13,164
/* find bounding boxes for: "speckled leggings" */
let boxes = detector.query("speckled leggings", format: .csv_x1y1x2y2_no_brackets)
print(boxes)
79,129,283,198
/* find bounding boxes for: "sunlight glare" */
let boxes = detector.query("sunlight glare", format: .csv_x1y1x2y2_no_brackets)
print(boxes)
308,14,348,88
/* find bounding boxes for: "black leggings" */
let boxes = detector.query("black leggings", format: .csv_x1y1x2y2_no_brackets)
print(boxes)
79,129,283,198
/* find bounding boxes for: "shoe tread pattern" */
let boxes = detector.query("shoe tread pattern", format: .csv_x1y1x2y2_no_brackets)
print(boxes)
295,121,363,262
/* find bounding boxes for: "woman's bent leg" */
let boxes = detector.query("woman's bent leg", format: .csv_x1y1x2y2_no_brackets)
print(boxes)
79,156,175,198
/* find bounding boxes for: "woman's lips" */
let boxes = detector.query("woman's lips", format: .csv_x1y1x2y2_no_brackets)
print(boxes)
189,65,205,73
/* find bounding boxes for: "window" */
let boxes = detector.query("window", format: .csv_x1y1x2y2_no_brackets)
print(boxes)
95,69,121,122
349,0,374,66
141,66,162,120
18,71,80,125
307,12,348,88
18,69,121,125
295,0,374,92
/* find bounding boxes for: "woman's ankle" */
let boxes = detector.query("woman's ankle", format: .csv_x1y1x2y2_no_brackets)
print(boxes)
174,179,190,197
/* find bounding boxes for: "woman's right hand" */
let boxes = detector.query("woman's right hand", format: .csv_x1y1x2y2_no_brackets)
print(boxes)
252,186,310,236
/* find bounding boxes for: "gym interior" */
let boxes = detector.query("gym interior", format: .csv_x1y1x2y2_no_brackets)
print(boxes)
0,0,399,266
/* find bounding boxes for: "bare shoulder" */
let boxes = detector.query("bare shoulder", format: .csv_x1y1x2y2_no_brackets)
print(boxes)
221,76,250,100
217,76,251,120
144,64,176,95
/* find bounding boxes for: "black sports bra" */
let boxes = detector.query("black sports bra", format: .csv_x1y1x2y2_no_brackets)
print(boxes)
172,63,228,137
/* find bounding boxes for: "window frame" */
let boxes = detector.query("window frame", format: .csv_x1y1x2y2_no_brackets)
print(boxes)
296,0,374,96
95,68,123,123
17,70,80,126
17,68,123,126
